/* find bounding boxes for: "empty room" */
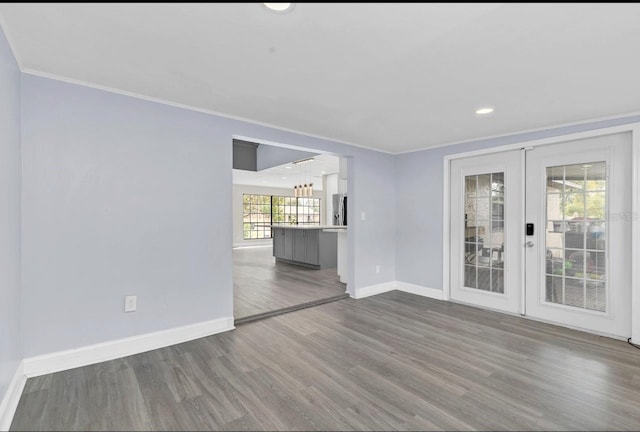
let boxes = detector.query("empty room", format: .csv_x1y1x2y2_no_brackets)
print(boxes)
2,3,640,431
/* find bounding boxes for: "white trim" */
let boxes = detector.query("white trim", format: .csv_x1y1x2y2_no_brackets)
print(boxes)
0,361,26,432
396,112,640,155
20,69,393,156
23,317,235,378
351,281,445,301
523,314,627,342
449,297,626,340
396,282,444,300
443,123,640,162
448,298,523,318
233,242,272,249
351,281,396,299
442,157,451,301
520,148,527,316
14,60,639,158
633,125,640,344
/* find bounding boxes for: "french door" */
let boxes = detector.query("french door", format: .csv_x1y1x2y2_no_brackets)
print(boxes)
450,132,632,338
524,133,631,338
450,150,523,314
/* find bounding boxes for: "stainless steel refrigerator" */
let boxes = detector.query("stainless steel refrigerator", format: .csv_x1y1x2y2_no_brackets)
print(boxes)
332,194,347,226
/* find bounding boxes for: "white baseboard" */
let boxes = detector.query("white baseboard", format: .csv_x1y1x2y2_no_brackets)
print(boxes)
0,361,26,432
396,281,444,300
233,242,272,249
351,281,396,299
351,281,444,301
23,317,235,378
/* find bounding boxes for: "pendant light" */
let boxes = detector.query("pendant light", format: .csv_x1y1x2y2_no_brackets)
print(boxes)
301,161,307,197
292,157,315,197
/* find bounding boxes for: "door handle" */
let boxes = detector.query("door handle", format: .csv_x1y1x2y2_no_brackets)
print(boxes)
525,241,534,248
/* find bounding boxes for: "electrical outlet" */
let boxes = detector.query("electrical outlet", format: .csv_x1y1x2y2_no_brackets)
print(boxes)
124,295,137,312
361,211,366,221
376,265,381,274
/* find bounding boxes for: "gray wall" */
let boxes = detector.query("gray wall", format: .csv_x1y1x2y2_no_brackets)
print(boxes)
395,115,640,290
256,144,318,171
0,26,22,402
21,75,235,357
21,74,396,357
232,140,257,171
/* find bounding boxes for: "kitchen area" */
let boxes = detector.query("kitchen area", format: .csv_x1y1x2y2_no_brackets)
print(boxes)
232,139,349,323
272,192,346,269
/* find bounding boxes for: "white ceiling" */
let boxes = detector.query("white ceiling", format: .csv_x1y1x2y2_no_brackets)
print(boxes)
1,3,640,153
233,152,339,190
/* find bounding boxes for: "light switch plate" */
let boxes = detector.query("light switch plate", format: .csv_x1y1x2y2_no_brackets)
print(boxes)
125,295,137,312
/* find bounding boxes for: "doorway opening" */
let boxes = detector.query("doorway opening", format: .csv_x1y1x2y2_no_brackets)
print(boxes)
231,137,350,324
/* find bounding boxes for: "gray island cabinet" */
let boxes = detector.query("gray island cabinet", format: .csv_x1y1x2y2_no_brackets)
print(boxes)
272,226,340,269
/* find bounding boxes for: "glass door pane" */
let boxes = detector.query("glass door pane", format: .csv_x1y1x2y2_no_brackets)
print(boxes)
544,162,607,312
464,172,505,293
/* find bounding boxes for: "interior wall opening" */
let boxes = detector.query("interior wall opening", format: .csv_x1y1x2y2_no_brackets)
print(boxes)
231,136,350,324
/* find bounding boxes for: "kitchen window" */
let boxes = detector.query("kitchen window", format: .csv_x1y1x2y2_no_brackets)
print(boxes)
243,194,321,240
243,194,272,240
296,197,321,225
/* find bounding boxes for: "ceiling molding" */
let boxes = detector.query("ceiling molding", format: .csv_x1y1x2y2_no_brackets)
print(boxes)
20,68,395,156
395,111,640,156
14,71,640,159
20,68,640,158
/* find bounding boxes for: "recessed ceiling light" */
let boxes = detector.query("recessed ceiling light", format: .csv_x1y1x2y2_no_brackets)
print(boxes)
281,176,287,179
285,166,292,169
263,3,294,13
475,107,494,115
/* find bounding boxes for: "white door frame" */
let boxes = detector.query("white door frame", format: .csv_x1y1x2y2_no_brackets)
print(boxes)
443,122,640,342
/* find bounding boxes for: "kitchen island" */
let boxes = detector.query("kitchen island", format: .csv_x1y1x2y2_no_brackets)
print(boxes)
271,225,346,269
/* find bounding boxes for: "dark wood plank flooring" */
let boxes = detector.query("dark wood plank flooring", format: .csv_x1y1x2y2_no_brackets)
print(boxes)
12,291,640,431
233,246,346,319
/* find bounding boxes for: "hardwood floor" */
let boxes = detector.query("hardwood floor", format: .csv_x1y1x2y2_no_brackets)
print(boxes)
12,291,640,431
233,245,346,320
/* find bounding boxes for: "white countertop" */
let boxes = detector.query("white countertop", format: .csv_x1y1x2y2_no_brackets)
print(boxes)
269,225,347,230
321,228,349,233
